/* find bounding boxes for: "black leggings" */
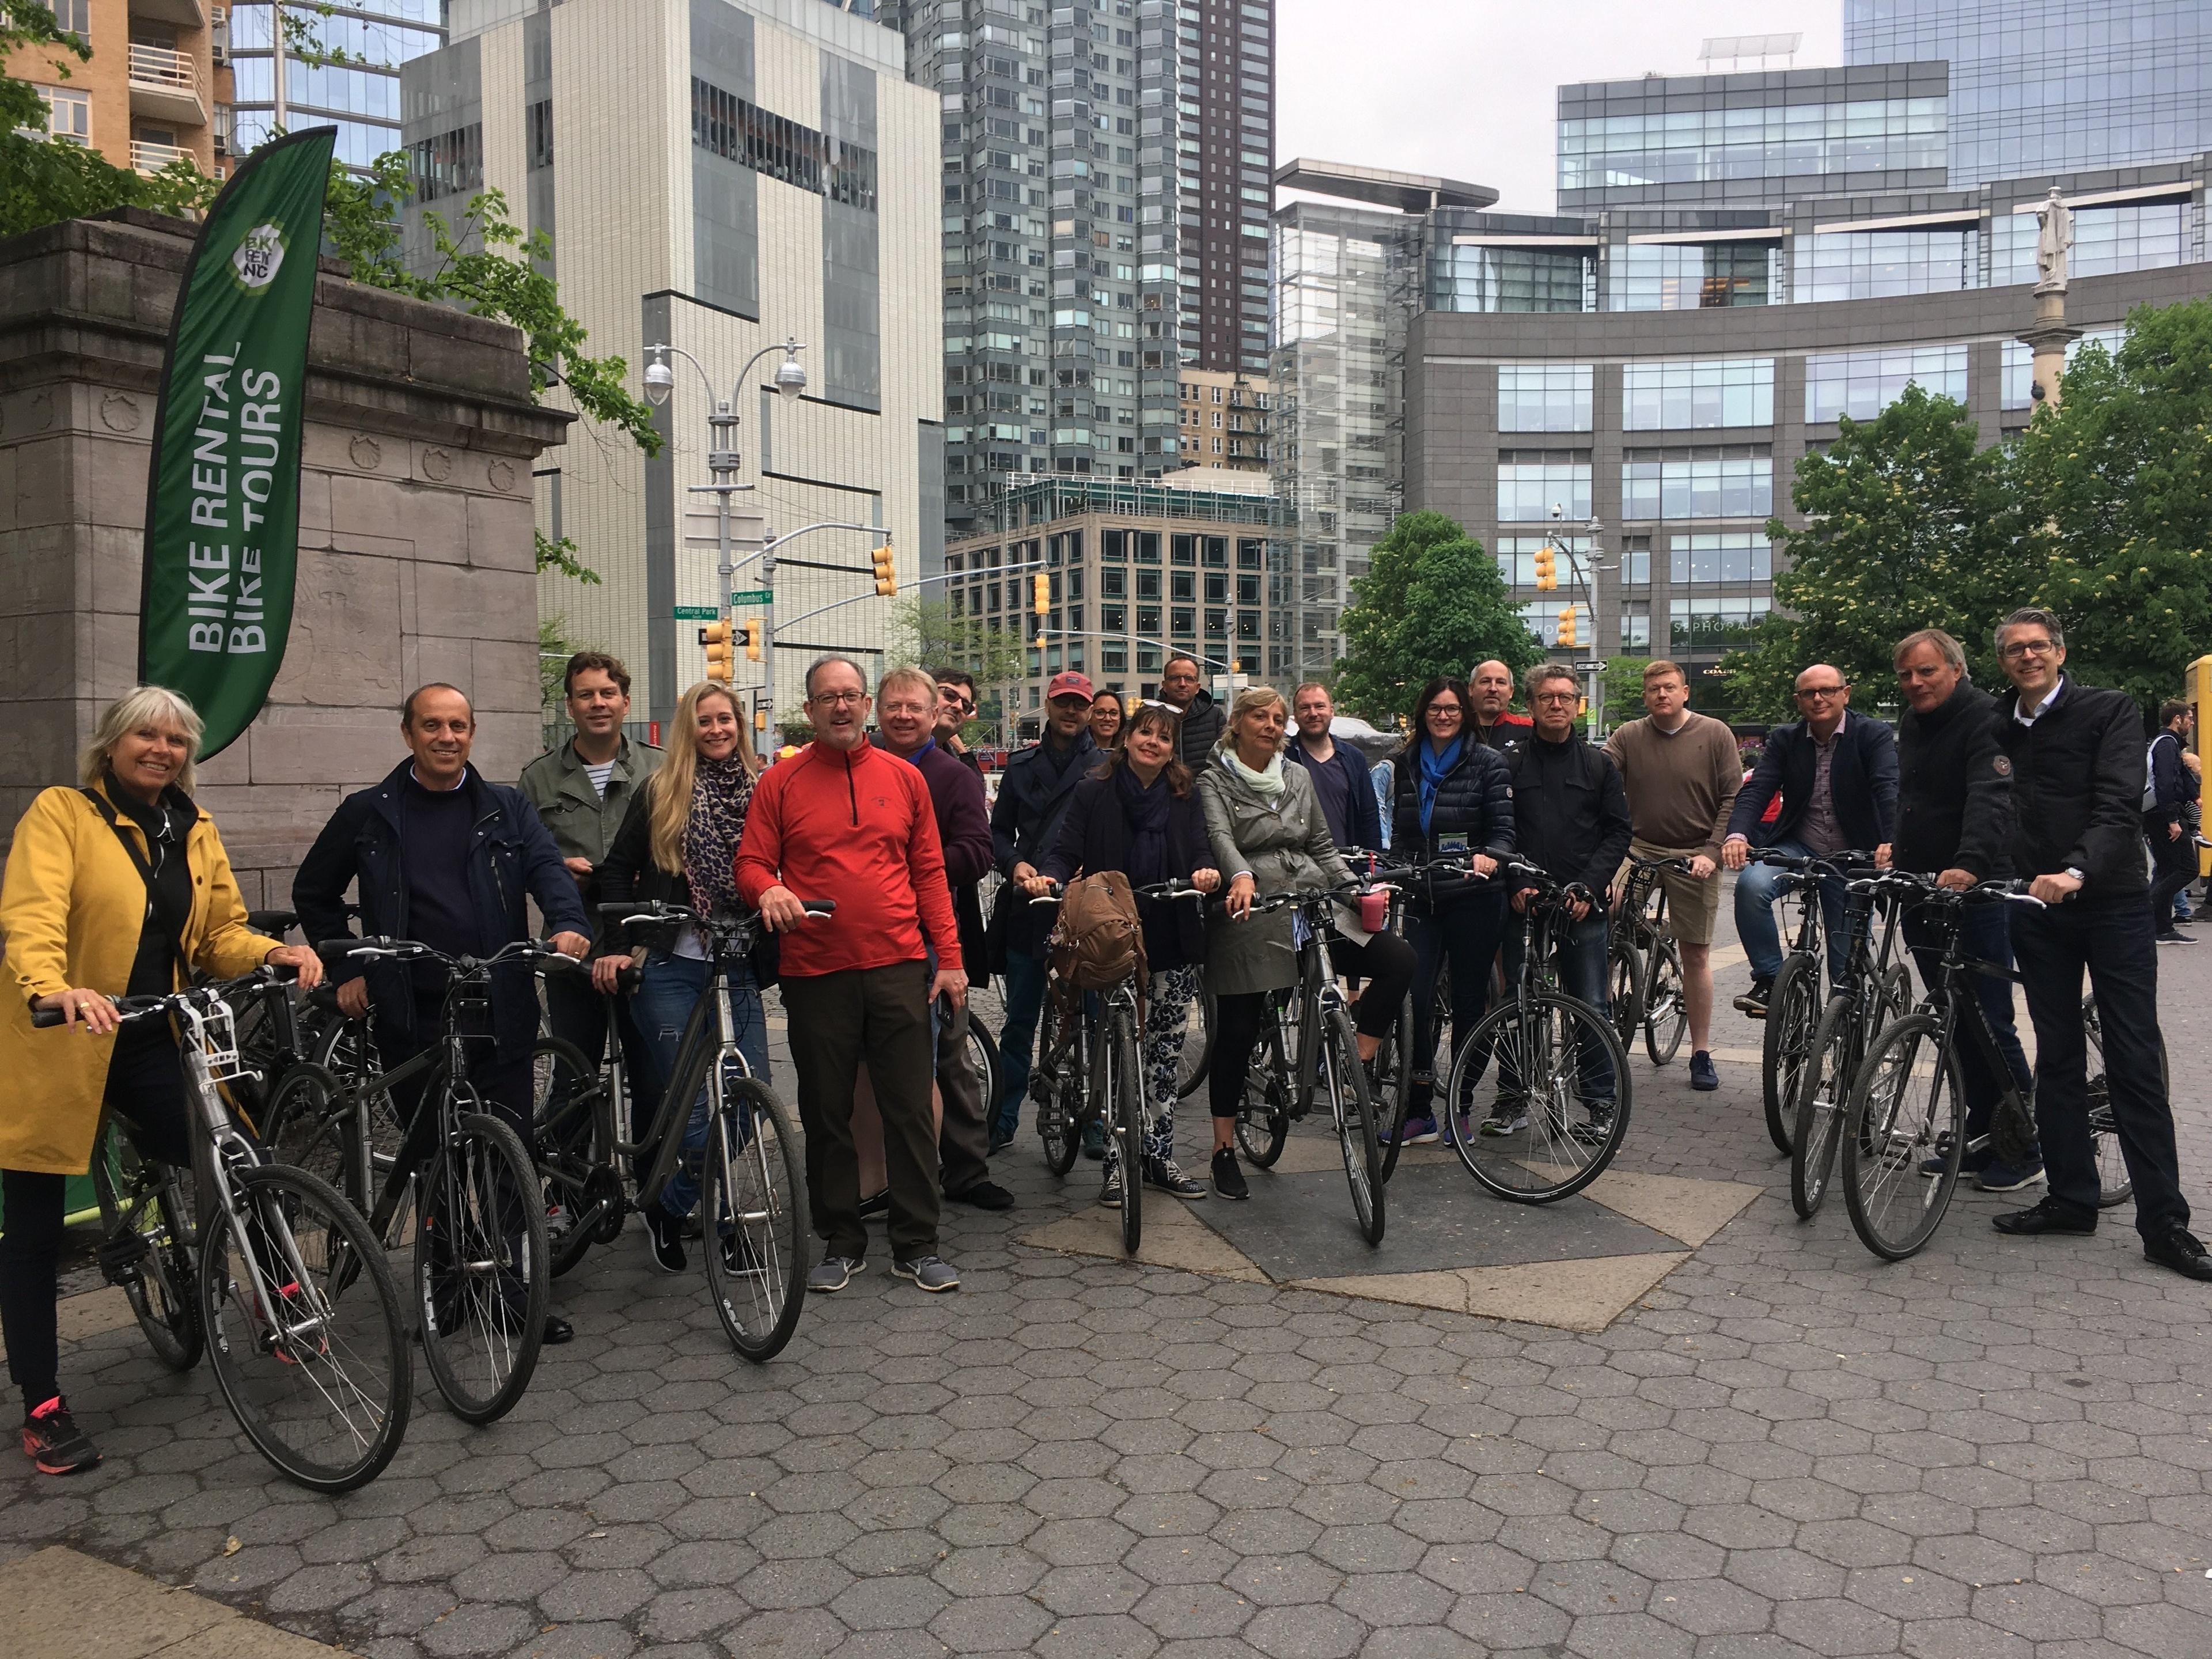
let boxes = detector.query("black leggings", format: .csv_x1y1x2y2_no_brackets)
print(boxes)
1207,934,1418,1122
0,1029,194,1415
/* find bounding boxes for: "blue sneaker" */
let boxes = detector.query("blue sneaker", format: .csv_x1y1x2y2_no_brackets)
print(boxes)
1081,1119,1107,1160
1921,1137,1993,1178
1389,1115,1440,1146
1976,1154,2046,1194
1689,1051,1719,1091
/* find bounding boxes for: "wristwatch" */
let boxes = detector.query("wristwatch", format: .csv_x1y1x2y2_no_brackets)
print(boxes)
2063,866,2085,884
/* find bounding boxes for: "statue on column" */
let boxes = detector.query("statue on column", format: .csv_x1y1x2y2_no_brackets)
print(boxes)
2035,186,2073,293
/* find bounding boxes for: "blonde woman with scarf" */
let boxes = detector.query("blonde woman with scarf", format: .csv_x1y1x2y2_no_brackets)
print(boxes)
1196,688,1415,1199
594,681,767,1274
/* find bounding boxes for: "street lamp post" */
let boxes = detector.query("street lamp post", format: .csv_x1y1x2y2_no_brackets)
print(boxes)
1546,505,1616,738
643,336,807,728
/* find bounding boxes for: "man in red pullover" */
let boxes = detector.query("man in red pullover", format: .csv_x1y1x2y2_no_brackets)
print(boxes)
736,657,968,1294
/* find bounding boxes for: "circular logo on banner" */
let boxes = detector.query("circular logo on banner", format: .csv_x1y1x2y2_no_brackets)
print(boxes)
230,223,288,293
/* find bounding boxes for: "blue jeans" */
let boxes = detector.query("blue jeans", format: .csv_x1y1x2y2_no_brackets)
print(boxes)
1501,908,1617,1105
1904,903,2031,1146
1734,840,1857,983
631,952,769,1219
993,951,1050,1143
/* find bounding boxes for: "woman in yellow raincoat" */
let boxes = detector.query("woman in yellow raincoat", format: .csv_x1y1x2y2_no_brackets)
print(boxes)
0,686,321,1475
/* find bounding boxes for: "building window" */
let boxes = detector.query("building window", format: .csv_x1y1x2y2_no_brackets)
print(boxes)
1622,359,1774,430
527,100,552,172
1429,244,1594,314
1497,364,1593,433
1804,345,1968,422
691,77,877,210
1669,533,1772,585
50,0,89,31
1608,244,1778,310
1619,601,1652,652
1621,449,1772,521
1559,97,1946,198
1497,452,1592,522
25,84,90,144
411,123,484,203
1102,529,1127,561
1793,229,1975,303
1990,202,2191,286
1670,595,1772,654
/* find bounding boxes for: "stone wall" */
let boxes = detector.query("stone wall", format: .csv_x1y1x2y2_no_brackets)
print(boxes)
0,209,571,904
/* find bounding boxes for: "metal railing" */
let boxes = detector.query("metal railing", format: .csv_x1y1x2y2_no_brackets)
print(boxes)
128,43,197,96
130,138,188,175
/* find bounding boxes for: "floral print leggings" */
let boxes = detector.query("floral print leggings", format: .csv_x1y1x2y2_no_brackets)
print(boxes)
1109,963,1202,1175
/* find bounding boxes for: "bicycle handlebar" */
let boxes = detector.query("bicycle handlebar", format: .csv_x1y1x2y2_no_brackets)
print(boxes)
593,898,836,928
29,964,299,1029
318,936,591,973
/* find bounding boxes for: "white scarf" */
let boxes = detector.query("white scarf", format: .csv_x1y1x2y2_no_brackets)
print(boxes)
1224,748,1285,799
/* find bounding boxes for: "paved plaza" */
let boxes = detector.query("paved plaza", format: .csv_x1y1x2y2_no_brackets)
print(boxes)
6,891,2212,1659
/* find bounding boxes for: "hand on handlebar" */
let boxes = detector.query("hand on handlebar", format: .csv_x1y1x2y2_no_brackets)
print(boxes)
930,964,969,1012
758,885,812,933
591,953,631,995
34,987,118,1035
1191,868,1221,895
1688,854,1718,881
1226,872,1256,921
1722,836,1749,872
1020,873,1058,897
336,978,372,1020
1936,866,1977,892
263,944,324,990
548,931,590,962
1471,853,1498,880
2028,870,2082,906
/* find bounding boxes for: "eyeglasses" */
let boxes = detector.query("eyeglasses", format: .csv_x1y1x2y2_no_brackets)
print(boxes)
810,690,868,708
937,691,974,711
1796,685,1847,700
1999,639,2056,660
1532,691,1578,706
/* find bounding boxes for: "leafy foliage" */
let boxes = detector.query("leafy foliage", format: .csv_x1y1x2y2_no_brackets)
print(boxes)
1334,512,1543,725
1722,385,2009,719
887,594,1030,688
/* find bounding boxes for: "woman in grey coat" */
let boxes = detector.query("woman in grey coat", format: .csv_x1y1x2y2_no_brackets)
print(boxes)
1198,688,1416,1199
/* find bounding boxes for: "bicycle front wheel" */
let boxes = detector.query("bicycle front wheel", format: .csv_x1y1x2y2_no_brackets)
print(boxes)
2084,997,2155,1209
1321,1007,1384,1245
199,1161,411,1493
1175,987,1213,1100
1789,995,1855,1219
1763,954,1821,1156
1842,1013,1963,1262
1446,991,1629,1205
1107,1006,1143,1256
1036,995,1081,1177
263,1063,368,1215
416,1113,551,1423
1232,1000,1290,1169
700,1075,809,1362
965,1020,1002,1124
529,1037,608,1278
1373,994,1418,1183
1643,937,1687,1066
1606,936,1645,1059
94,1127,202,1372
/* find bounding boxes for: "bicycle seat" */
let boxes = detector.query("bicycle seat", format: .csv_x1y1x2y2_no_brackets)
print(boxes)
249,908,300,937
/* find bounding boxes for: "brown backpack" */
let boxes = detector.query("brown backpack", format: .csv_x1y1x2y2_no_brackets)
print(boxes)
1048,870,1147,991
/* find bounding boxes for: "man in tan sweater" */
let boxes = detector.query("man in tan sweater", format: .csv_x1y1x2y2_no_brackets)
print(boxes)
1604,660,1742,1090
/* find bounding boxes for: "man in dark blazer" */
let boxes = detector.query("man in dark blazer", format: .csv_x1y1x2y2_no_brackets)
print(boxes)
1988,608,2211,1280
1722,663,1899,1010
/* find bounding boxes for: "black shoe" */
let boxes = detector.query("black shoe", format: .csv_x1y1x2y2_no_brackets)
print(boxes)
20,1396,99,1476
1733,977,1773,1018
1081,1120,1107,1161
1993,1197,2097,1237
2156,930,2196,946
987,1129,1014,1156
1144,1157,1209,1199
857,1189,891,1220
947,1180,1014,1211
1211,1147,1249,1201
2143,1226,2212,1281
643,1206,687,1274
541,1314,574,1346
1689,1051,1719,1091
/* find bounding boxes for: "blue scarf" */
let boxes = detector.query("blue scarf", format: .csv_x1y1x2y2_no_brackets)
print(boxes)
1417,736,1463,838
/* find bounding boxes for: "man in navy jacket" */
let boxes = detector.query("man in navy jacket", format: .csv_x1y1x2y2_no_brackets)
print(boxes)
1285,683,1383,854
1722,664,1898,1011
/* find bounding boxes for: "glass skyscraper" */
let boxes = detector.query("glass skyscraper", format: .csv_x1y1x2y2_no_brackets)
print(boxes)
226,0,447,171
1847,0,2212,185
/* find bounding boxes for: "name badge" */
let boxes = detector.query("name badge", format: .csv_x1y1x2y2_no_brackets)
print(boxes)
1438,833,1470,855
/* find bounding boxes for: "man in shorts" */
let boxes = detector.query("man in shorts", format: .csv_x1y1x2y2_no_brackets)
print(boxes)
1604,661,1741,1090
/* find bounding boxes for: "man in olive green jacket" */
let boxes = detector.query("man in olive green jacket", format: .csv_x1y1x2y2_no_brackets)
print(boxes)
519,653,662,1086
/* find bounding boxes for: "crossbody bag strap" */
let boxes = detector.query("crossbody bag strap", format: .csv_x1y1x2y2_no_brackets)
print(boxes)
81,786,196,983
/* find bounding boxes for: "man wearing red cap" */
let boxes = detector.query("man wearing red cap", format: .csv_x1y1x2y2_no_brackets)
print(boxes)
987,672,1101,1151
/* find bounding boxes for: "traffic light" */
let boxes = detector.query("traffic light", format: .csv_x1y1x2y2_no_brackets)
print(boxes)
743,618,763,661
1534,544,1558,592
698,619,735,683
754,707,768,732
1556,604,1578,649
1032,572,1051,616
871,543,897,597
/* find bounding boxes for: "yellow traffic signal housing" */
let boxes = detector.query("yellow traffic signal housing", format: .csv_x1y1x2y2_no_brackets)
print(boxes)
1032,572,1051,616
753,707,768,732
871,543,897,597
1534,544,1558,593
1556,604,1578,649
743,618,763,661
698,619,736,683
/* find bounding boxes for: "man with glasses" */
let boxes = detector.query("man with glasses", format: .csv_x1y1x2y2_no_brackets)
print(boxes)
736,657,968,1294
932,669,984,778
1987,609,2211,1279
1722,665,1897,1016
987,671,1100,1152
1157,653,1225,769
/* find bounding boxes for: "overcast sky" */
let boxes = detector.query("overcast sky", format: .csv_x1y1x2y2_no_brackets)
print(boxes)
1274,0,1847,215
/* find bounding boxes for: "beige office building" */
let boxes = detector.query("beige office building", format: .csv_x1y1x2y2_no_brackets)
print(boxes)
7,0,228,180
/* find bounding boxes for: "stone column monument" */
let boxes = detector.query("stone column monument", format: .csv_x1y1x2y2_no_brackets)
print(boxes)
2020,185,2083,410
0,209,573,900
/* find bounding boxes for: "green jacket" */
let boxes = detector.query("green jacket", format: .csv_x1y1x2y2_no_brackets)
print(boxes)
517,734,663,924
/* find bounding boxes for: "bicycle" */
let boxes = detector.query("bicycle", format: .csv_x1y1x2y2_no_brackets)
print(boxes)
1785,870,1914,1218
1836,878,2048,1260
38,974,411,1491
1218,880,1386,1246
1611,854,1691,1066
1742,849,1878,1156
1027,880,1209,1255
525,900,815,1361
264,937,574,1422
1439,859,1632,1204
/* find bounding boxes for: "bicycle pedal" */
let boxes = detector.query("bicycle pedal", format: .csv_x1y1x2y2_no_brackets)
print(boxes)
96,1231,150,1284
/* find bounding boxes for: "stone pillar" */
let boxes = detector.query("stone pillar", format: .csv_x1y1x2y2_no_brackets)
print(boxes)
2019,285,2082,412
0,209,572,901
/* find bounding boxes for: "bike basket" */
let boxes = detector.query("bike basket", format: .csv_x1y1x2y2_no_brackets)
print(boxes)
1048,871,1147,992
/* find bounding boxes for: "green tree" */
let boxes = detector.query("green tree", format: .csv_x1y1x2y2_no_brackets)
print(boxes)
2002,302,2212,710
886,594,1029,687
1721,384,2007,719
1334,512,1542,725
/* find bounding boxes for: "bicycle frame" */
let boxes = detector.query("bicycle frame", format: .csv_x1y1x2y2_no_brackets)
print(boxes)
1910,899,2037,1161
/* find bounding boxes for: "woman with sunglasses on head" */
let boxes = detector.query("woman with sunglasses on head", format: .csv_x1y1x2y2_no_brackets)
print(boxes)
1391,676,1516,1146
1198,688,1416,1200
594,680,770,1275
1022,703,1219,1206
